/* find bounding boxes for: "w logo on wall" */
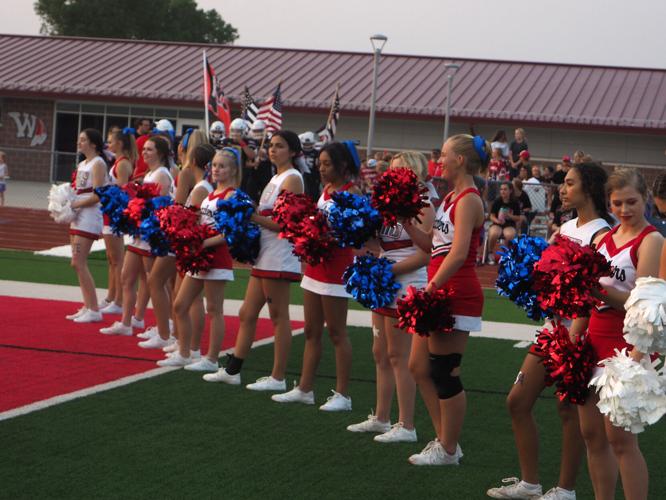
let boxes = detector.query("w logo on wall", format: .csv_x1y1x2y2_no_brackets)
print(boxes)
8,112,48,147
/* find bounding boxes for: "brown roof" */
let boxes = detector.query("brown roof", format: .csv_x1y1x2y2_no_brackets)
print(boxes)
1,34,665,130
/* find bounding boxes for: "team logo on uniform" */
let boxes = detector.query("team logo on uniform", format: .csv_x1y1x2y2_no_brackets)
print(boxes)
8,112,48,147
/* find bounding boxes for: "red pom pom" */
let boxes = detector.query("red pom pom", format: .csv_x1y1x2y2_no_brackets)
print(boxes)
157,204,199,238
273,191,335,264
396,285,455,336
532,235,611,318
122,182,164,228
124,198,147,226
170,224,216,275
535,321,597,405
371,168,428,226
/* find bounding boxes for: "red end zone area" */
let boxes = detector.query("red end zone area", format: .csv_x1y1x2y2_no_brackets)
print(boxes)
0,296,304,414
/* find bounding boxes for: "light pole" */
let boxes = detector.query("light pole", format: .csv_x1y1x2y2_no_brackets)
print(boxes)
443,63,460,142
366,33,387,159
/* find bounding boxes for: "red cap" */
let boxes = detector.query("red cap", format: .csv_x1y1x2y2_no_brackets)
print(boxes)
562,155,571,163
519,150,530,160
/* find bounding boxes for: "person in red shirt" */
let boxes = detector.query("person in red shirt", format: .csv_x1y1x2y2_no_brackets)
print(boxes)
427,148,441,178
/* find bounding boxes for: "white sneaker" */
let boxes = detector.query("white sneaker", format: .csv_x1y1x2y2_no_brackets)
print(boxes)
319,390,352,412
184,357,218,372
99,302,122,314
163,341,178,353
73,309,103,323
190,350,201,361
169,319,174,335
347,412,391,433
131,316,145,329
408,440,463,466
138,335,174,349
487,478,543,499
271,382,315,404
246,376,286,392
538,487,575,500
136,326,157,340
156,352,192,367
65,307,87,320
374,422,417,443
99,321,132,336
202,368,241,385
98,299,111,309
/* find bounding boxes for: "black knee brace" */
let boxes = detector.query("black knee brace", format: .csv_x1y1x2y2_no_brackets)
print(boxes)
430,353,463,399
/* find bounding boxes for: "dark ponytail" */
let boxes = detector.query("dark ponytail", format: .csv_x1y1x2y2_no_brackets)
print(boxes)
82,128,110,167
573,162,614,225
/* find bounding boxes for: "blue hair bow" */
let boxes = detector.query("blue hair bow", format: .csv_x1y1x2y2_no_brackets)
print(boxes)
342,140,361,171
181,128,194,150
122,127,136,136
473,135,489,163
222,147,241,167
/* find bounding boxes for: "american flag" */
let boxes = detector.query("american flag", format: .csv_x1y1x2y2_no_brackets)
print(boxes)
256,82,283,133
241,86,259,124
317,86,340,144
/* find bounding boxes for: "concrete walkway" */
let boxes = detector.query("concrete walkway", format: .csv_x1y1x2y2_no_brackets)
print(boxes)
0,279,538,342
1,180,51,209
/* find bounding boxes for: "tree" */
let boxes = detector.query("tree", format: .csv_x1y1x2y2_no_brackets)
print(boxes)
34,0,238,44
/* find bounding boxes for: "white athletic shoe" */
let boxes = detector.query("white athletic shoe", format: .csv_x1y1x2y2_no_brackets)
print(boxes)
169,319,174,335
73,309,103,323
319,390,352,412
99,321,132,336
486,478,543,499
156,352,192,367
346,412,391,433
246,376,286,392
65,307,87,320
138,335,174,349
163,341,178,353
202,368,241,385
538,487,575,500
98,299,111,309
136,326,157,340
271,382,315,404
184,357,218,372
190,349,201,361
99,302,122,314
131,317,145,329
408,440,463,466
374,422,417,443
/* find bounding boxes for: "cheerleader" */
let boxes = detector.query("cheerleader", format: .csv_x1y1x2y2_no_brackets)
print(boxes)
402,134,488,465
346,151,434,440
160,148,238,368
204,131,304,389
576,168,662,500
487,162,613,500
65,129,109,323
100,136,174,338
271,141,359,410
99,128,136,315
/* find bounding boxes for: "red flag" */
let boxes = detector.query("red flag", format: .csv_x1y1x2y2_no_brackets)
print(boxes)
203,52,231,132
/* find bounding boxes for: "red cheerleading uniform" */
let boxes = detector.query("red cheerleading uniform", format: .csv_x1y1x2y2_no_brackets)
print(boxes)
301,182,355,298
428,187,483,331
588,224,657,361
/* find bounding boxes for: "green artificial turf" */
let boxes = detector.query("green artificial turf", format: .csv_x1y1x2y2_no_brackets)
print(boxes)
0,249,539,325
2,331,665,499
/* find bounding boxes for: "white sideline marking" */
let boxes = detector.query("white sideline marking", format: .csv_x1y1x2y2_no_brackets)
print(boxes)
34,236,132,257
0,327,305,422
513,340,534,349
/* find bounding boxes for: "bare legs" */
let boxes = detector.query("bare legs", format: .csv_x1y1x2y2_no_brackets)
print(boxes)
408,334,441,439
70,235,98,311
147,255,176,341
103,233,124,305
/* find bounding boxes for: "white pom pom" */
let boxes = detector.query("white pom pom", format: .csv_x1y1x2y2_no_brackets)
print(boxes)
47,183,77,224
589,348,666,433
623,277,666,353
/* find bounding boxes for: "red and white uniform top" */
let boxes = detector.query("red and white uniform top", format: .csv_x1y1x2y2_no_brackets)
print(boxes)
144,166,175,198
107,155,128,186
428,187,484,331
588,225,657,359
69,156,106,240
301,182,355,298
252,168,304,281
185,179,214,208
75,156,105,194
186,187,234,281
559,217,611,246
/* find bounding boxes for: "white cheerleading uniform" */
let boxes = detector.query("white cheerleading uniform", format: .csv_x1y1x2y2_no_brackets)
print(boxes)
251,168,304,281
187,188,234,281
373,203,431,316
300,183,355,298
70,156,106,240
127,166,174,257
185,179,214,208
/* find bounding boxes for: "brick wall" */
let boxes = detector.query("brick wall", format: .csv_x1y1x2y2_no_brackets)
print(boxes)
0,97,54,181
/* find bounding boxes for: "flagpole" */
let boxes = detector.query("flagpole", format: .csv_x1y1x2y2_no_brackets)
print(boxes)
203,50,210,134
325,83,340,127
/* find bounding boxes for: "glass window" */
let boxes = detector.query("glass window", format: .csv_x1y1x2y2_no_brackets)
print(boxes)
56,102,80,112
54,113,79,152
178,109,205,119
81,104,105,113
106,105,130,115
105,116,129,136
81,114,104,132
131,107,153,117
155,108,177,118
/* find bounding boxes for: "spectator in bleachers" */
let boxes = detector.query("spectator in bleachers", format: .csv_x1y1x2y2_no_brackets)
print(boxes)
509,128,528,168
542,165,554,183
650,172,666,236
359,159,379,193
548,183,576,237
527,164,542,183
572,150,586,164
491,130,511,160
512,178,532,233
518,165,530,181
552,157,571,184
427,149,441,178
486,182,521,264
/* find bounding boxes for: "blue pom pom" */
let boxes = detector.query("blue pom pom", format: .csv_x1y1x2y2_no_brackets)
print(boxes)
213,190,261,264
95,185,131,236
328,191,382,248
343,254,402,309
138,196,173,256
496,235,550,320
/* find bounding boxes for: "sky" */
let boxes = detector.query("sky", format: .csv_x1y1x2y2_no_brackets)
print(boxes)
2,0,665,69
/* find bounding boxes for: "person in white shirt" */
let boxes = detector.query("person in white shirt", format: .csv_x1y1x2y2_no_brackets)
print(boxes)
0,151,8,206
